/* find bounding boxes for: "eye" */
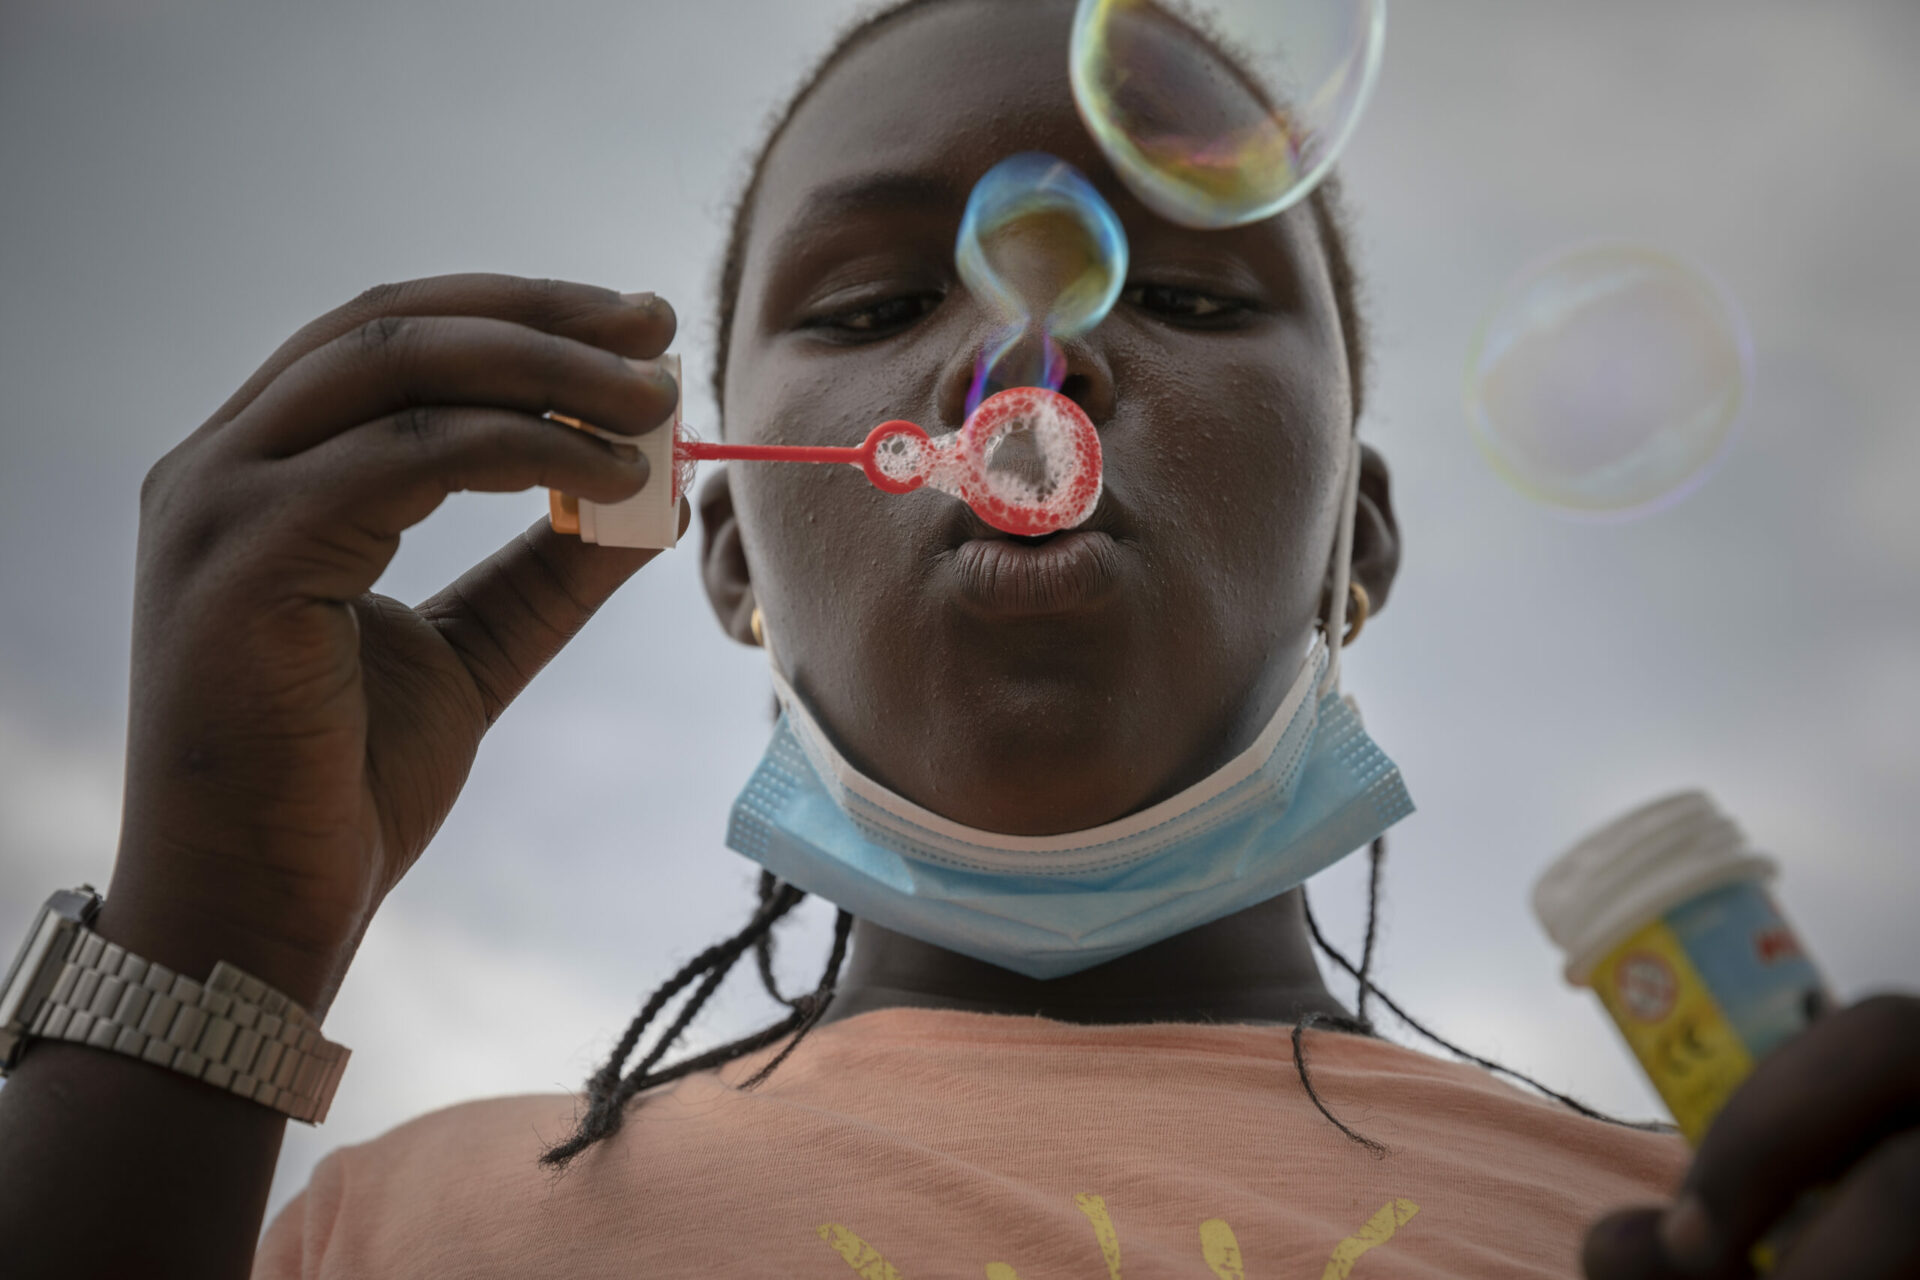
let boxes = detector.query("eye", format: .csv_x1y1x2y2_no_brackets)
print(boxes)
801,291,943,340
1122,282,1248,324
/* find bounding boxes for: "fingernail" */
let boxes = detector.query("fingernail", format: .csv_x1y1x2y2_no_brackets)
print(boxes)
627,357,679,396
1659,1195,1716,1273
621,290,657,309
610,441,641,463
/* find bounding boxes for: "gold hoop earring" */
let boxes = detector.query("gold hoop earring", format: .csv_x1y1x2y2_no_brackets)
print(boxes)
748,605,765,648
1343,582,1370,648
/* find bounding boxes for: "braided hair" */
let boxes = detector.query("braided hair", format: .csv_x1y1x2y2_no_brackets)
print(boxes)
543,0,1636,1171
542,873,852,1169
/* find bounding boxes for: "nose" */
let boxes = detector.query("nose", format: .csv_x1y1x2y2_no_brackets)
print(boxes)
933,324,1118,431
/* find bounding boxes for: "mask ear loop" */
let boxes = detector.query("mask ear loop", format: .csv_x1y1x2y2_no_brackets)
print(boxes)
759,614,788,687
1319,437,1364,703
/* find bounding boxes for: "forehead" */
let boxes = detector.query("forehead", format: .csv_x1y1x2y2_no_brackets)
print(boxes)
754,1,1115,230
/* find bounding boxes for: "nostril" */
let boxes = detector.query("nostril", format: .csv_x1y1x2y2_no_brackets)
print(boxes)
1057,372,1094,411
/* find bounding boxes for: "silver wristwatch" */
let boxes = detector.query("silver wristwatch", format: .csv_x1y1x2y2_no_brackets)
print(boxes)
0,886,349,1123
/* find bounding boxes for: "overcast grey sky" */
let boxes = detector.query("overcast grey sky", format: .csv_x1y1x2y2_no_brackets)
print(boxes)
3,0,1917,1223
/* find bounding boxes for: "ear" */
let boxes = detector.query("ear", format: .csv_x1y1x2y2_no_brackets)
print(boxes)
1321,444,1399,628
1349,442,1401,618
698,467,759,646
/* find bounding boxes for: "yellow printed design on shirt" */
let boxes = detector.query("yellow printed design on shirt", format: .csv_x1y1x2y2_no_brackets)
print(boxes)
817,1196,1419,1278
1320,1200,1420,1280
1199,1217,1245,1280
1591,916,1753,1143
816,1223,907,1280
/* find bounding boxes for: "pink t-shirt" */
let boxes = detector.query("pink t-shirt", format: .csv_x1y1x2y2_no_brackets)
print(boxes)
256,1009,1684,1278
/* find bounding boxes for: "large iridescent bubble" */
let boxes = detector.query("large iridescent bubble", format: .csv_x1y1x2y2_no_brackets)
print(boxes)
1466,244,1753,519
956,152,1128,414
1070,0,1386,229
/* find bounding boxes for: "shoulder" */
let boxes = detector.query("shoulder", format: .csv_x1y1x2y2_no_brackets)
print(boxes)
339,1092,580,1169
1313,1029,1690,1187
316,1091,585,1204
256,1074,790,1280
254,1094,591,1279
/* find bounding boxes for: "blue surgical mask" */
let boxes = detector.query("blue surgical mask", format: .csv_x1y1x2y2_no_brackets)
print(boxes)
723,441,1414,980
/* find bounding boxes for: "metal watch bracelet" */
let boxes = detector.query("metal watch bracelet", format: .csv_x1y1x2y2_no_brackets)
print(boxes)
0,889,348,1124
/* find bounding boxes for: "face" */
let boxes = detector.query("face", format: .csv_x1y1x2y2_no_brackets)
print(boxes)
704,0,1396,836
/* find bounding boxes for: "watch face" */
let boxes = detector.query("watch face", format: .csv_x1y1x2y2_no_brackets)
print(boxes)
1,905,61,1057
0,888,97,1056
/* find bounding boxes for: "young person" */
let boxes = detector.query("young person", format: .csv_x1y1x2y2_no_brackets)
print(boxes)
1,2,1914,1276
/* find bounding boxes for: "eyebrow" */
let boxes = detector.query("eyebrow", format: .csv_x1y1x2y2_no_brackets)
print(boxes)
782,170,965,235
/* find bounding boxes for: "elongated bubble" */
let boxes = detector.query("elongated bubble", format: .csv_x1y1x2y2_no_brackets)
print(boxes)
956,152,1128,415
1070,0,1385,229
1466,244,1753,519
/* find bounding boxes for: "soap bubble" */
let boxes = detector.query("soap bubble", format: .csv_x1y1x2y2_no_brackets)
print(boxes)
956,152,1128,414
1070,0,1386,229
1466,244,1753,518
957,153,1127,337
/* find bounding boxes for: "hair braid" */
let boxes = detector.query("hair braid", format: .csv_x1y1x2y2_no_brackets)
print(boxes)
740,906,854,1090
753,870,801,1008
542,881,809,1169
1291,1012,1388,1157
590,881,801,1096
1292,837,1665,1154
1354,837,1384,1027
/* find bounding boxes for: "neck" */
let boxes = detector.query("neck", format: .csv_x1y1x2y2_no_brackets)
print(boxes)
822,888,1347,1026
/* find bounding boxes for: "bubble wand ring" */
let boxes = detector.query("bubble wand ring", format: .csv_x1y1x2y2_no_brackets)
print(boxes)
950,385,1103,536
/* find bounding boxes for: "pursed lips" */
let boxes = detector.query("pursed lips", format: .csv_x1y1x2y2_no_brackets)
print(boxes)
940,490,1131,618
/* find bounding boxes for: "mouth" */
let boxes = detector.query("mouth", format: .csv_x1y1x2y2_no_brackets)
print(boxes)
950,530,1124,617
944,495,1129,618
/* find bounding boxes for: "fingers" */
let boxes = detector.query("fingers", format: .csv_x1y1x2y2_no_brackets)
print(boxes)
418,506,691,724
260,405,648,598
1773,1128,1920,1279
1666,995,1920,1272
202,274,676,435
225,313,679,459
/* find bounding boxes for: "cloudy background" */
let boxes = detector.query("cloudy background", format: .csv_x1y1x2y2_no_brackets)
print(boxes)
3,0,1916,1224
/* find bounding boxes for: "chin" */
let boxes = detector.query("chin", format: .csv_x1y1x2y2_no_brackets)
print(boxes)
907,671,1175,835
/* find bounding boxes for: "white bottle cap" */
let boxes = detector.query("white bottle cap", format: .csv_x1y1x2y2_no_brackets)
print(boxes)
1532,790,1776,985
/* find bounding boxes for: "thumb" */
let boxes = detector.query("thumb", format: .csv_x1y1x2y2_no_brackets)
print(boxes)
1583,1208,1695,1280
420,504,690,722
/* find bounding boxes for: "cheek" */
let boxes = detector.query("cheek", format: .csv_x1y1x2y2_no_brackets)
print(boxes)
737,460,896,590
723,325,948,600
1111,324,1347,590
730,434,947,683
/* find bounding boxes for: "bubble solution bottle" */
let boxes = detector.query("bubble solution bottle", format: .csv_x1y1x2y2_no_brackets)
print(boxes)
1532,791,1830,1146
